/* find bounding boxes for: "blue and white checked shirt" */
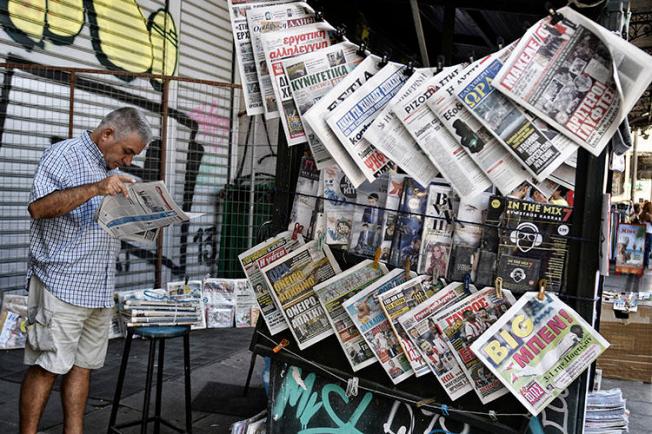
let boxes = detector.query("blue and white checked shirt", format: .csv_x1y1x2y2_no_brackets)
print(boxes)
27,131,120,308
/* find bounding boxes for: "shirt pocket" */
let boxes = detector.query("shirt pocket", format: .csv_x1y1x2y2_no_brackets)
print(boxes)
26,306,56,352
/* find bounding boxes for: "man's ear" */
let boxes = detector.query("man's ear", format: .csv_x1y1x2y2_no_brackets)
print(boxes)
101,127,115,142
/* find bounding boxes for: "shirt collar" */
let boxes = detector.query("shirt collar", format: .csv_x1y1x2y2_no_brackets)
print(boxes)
81,130,107,169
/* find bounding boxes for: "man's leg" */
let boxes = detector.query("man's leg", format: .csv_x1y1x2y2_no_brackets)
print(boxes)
19,365,57,434
61,366,90,434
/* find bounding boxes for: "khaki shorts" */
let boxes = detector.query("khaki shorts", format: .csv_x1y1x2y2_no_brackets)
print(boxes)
24,276,112,375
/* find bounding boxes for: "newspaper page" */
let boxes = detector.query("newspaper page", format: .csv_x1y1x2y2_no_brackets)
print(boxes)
342,268,417,384
364,69,440,187
418,181,458,276
397,282,475,400
283,42,365,162
313,259,389,371
260,22,338,128
326,62,408,183
97,181,197,238
227,0,288,115
448,192,491,283
471,292,610,415
302,55,381,185
350,175,388,257
261,240,341,349
614,223,646,276
203,279,236,328
234,279,259,327
0,294,27,349
287,155,320,238
493,6,652,156
238,230,304,335
380,174,406,262
428,62,529,195
167,280,206,329
391,178,427,268
378,275,438,377
395,66,492,199
323,164,356,245
247,2,315,121
433,287,516,404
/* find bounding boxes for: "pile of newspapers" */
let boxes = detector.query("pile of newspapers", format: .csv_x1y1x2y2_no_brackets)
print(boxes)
584,389,629,434
117,288,201,328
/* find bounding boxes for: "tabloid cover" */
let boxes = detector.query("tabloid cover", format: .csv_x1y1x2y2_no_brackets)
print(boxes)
351,176,389,257
391,178,428,268
418,181,458,276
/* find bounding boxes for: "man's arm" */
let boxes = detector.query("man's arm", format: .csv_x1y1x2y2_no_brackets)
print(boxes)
28,174,135,220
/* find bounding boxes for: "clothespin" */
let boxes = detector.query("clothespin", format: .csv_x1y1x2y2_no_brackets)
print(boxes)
404,257,411,279
373,247,382,269
488,410,498,422
273,338,289,353
315,10,324,22
356,41,368,57
316,230,325,251
464,273,471,293
435,55,445,74
345,377,359,397
440,404,449,416
291,223,303,240
468,51,475,63
494,277,504,300
549,8,564,25
336,25,347,41
538,279,547,301
378,51,391,68
416,397,436,408
497,36,505,50
403,60,415,76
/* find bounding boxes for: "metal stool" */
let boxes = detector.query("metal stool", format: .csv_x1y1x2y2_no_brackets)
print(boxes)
108,326,192,434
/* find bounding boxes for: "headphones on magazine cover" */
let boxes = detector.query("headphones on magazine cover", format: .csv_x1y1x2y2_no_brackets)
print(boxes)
509,222,543,253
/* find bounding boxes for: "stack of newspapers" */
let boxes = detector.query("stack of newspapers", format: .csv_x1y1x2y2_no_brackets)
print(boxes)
584,389,629,434
117,288,201,328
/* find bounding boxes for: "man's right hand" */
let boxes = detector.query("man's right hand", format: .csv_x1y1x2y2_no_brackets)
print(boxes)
94,175,135,197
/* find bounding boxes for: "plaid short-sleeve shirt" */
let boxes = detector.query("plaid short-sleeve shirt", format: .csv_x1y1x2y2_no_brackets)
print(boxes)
27,131,120,308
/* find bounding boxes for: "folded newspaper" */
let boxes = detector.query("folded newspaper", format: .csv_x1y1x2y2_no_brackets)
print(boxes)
97,181,201,241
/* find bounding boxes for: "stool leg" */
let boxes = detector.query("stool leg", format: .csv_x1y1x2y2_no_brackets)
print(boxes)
154,339,165,434
243,352,257,396
141,338,157,434
108,328,134,433
183,332,192,434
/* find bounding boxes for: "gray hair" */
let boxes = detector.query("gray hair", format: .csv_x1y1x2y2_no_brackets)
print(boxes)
97,107,153,144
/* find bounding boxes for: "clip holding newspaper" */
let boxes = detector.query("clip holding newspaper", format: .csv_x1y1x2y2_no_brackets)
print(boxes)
96,181,201,241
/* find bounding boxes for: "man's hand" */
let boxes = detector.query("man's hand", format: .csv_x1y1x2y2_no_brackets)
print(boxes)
94,175,136,197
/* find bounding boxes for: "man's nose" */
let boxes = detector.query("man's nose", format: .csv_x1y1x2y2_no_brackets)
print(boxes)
123,155,133,165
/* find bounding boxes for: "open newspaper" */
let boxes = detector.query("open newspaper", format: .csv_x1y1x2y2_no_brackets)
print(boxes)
493,6,652,156
395,66,492,199
471,292,610,416
283,42,365,163
418,181,458,276
342,269,417,384
97,181,200,241
326,62,408,183
455,45,578,181
313,259,388,371
397,282,475,401
364,68,440,187
433,286,516,404
302,55,381,185
247,1,315,121
261,240,341,349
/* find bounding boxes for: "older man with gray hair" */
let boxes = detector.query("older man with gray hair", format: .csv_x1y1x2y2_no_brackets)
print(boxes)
20,107,152,434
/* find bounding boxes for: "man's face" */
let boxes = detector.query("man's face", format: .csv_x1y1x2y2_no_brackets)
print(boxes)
98,128,146,169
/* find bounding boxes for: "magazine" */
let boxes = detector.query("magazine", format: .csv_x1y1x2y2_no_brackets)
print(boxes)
342,268,417,383
453,192,492,248
391,178,428,268
380,174,406,262
395,65,492,199
203,278,236,328
238,230,304,335
261,240,342,349
302,55,381,185
471,292,610,415
493,6,652,156
260,22,338,128
397,282,475,400
167,280,206,329
234,279,259,327
433,286,516,404
0,294,27,349
313,259,389,371
418,181,458,276
287,155,320,238
614,223,646,276
323,164,356,245
350,176,388,257
364,69,440,187
377,275,438,377
247,1,315,122
283,42,365,162
326,62,408,183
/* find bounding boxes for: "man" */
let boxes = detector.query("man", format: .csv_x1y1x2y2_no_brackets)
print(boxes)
462,310,487,345
549,186,569,206
20,107,152,434
362,193,380,224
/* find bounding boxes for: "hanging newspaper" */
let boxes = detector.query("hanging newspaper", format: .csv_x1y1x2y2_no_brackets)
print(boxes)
314,259,389,371
283,42,365,161
260,22,338,128
326,63,408,183
428,62,529,195
227,0,288,115
397,282,476,401
493,7,652,156
380,174,406,263
302,55,381,185
261,240,341,349
351,176,388,257
418,181,458,276
378,275,438,377
455,45,578,181
433,286,516,404
391,178,428,268
247,2,315,121
238,230,304,335
364,68,440,187
167,280,206,329
288,155,320,238
396,66,492,199
234,279,259,327
471,292,610,416
323,164,356,245
342,269,417,383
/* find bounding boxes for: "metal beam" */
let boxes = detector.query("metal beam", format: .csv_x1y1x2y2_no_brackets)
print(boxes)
409,0,431,66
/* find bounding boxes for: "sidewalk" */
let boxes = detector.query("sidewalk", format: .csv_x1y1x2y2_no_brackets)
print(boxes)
0,328,265,434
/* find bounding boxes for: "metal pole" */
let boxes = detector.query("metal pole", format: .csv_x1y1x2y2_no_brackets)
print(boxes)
441,1,456,65
68,71,75,138
409,0,430,67
247,115,258,248
631,128,638,203
155,78,170,288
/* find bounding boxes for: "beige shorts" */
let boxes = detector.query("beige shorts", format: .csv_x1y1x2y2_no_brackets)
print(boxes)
24,276,112,375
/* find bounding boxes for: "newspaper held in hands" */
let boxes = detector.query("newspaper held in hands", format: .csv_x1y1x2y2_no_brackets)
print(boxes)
97,181,201,241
